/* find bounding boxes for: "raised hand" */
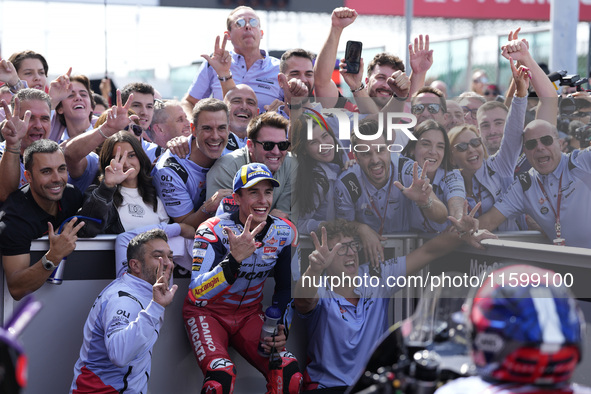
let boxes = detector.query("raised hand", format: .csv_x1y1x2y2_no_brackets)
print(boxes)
202,35,232,77
307,227,341,275
48,67,72,104
509,57,531,97
152,257,178,307
331,7,358,30
224,215,266,262
0,59,19,86
1,97,31,150
394,161,433,206
501,28,531,63
102,89,135,135
47,218,85,262
409,34,433,75
278,73,309,104
387,70,411,99
104,145,136,188
448,200,480,236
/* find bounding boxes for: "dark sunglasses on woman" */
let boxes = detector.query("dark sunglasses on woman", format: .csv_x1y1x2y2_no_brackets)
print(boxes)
454,137,482,152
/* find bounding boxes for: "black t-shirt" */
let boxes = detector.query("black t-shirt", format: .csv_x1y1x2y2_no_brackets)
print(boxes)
0,184,83,256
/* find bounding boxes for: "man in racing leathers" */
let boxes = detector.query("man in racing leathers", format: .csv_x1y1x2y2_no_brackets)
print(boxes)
182,163,302,393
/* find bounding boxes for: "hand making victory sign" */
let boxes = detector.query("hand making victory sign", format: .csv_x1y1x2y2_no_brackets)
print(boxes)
202,35,232,77
394,161,434,207
100,89,137,137
224,214,267,263
1,97,31,151
103,145,137,188
152,257,178,307
307,226,342,276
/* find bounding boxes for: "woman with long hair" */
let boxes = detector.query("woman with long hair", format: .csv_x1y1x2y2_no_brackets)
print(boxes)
402,119,465,232
291,115,349,234
448,124,524,231
78,131,194,275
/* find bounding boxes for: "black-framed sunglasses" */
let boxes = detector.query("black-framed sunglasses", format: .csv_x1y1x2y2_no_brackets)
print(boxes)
254,140,291,151
454,137,482,152
411,103,441,115
235,18,259,29
462,106,478,119
125,124,143,137
336,240,362,256
524,135,554,150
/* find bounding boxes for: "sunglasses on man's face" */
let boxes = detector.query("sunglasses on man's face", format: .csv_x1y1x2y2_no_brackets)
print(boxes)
254,140,291,151
411,103,441,115
524,135,554,150
125,124,143,137
454,137,482,152
235,18,259,29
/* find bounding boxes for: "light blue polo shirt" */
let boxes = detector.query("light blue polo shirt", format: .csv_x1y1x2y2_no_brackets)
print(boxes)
495,149,591,248
187,50,282,113
299,256,407,389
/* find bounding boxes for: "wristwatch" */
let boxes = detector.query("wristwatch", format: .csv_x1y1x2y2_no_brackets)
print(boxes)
42,255,58,271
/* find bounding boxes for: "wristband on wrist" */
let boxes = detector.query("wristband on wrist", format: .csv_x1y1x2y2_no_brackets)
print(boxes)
200,205,215,215
218,74,233,82
394,95,407,101
351,82,365,93
417,197,433,210
98,127,108,139
5,147,21,155
8,80,24,94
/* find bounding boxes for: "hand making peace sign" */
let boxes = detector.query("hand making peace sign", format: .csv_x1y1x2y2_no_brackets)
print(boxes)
223,214,266,262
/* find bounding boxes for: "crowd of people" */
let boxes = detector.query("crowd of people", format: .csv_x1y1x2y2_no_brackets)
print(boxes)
0,4,590,394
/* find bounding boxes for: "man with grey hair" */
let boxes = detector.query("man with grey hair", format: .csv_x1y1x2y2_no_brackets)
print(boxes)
148,99,191,149
0,88,52,202
71,229,177,393
464,119,591,249
458,91,486,127
0,139,84,300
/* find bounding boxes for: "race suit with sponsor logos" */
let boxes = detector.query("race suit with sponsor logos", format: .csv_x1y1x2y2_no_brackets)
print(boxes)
182,211,302,393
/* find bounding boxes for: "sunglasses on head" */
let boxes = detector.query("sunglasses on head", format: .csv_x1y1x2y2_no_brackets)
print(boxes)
454,137,482,152
411,103,441,115
235,18,259,29
336,240,362,256
125,124,143,137
524,135,554,150
254,140,291,151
